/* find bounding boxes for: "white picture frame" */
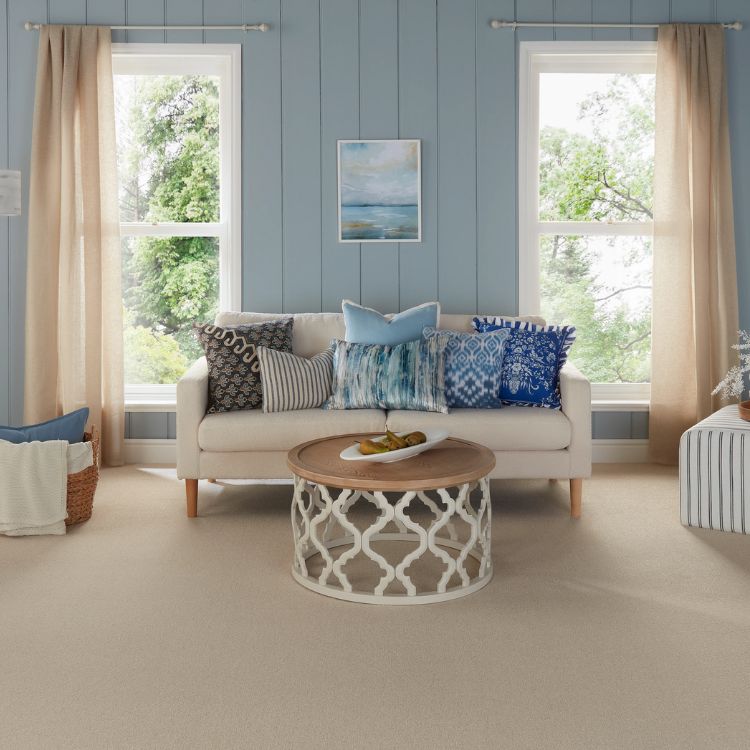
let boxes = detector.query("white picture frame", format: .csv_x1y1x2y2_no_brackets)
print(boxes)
337,139,422,243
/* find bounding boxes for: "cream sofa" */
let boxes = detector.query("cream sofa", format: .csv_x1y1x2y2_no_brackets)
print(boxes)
177,312,592,518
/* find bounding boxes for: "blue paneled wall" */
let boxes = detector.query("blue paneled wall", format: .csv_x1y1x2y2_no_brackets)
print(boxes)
1,0,749,425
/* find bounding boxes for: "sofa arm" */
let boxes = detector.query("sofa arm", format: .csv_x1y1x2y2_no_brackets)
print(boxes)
177,357,208,479
559,361,592,478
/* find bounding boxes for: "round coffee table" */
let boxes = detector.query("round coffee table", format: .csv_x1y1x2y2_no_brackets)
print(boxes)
287,434,495,605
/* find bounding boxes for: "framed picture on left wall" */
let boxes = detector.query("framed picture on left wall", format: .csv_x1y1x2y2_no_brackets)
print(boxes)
337,139,422,243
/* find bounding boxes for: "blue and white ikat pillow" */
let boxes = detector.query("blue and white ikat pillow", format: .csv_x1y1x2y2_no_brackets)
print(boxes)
472,317,576,410
422,326,510,409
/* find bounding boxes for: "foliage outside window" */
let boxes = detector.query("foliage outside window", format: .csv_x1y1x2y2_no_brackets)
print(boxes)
522,45,656,393
113,46,240,398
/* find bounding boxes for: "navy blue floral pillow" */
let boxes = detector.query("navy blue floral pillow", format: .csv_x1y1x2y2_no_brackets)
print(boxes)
472,318,576,409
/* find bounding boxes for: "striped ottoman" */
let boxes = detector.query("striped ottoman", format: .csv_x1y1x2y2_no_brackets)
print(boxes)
679,406,749,534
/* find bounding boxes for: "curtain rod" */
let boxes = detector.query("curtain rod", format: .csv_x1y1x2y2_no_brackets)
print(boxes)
489,19,742,30
24,21,271,32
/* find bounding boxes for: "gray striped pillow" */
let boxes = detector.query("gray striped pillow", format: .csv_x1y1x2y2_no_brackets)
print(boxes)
257,345,335,413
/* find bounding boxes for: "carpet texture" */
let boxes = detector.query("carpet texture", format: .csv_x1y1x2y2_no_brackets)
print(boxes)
1,465,749,749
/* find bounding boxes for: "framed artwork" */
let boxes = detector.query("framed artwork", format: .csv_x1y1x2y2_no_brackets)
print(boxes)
337,139,421,243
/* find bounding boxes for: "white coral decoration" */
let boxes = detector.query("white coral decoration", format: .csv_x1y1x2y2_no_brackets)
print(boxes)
712,330,750,400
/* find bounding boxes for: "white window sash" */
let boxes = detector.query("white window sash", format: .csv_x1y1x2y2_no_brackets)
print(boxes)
518,41,656,402
113,44,242,403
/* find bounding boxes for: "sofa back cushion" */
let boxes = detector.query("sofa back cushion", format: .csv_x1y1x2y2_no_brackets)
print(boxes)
214,311,544,357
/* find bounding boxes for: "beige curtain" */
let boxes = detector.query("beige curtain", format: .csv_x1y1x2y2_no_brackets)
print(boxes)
24,26,124,466
650,24,739,464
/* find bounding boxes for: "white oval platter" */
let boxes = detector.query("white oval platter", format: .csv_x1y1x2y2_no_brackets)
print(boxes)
340,430,450,463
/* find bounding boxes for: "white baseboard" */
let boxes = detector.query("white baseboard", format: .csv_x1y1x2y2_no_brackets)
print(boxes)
592,439,649,463
125,438,651,466
124,439,177,465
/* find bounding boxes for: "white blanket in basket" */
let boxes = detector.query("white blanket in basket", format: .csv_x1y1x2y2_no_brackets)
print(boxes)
0,440,93,536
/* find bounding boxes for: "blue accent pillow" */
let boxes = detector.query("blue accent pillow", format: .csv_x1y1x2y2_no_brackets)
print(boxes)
342,300,440,346
422,326,510,408
325,335,449,413
472,317,576,409
0,407,89,444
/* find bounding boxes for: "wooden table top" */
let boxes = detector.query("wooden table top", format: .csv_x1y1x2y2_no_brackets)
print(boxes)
287,434,495,491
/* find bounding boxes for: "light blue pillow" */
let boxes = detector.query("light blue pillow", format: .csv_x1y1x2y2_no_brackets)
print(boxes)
472,317,576,409
325,335,449,413
422,326,510,408
0,407,89,444
342,300,440,345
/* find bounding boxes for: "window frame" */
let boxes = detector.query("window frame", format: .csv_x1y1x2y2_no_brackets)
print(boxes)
518,41,656,405
112,43,242,406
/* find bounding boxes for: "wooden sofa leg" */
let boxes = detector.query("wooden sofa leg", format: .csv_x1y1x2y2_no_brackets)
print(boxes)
186,479,198,518
207,478,217,483
569,478,582,519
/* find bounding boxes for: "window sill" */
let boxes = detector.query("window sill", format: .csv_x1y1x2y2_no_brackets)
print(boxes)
592,399,649,412
125,400,177,413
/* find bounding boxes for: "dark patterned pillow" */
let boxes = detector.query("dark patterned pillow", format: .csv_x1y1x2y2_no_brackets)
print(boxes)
194,319,294,413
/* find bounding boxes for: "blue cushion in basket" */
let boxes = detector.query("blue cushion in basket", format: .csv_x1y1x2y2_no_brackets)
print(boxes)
0,407,89,444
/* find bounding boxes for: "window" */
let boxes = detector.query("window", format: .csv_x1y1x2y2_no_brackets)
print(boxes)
519,42,656,403
112,44,241,405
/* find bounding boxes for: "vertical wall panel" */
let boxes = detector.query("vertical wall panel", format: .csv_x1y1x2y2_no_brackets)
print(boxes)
398,0,438,310
243,0,283,312
476,0,516,314
49,0,87,24
320,0,360,311
669,0,717,22
437,0,477,314
358,0,399,312
280,0,322,313
7,0,47,425
125,0,166,42
630,0,669,41
165,0,203,43
87,0,127,43
554,0,593,41
0,0,8,422
592,0,632,40
516,0,554,42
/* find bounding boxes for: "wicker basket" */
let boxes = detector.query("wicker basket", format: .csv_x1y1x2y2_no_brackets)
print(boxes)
65,427,100,526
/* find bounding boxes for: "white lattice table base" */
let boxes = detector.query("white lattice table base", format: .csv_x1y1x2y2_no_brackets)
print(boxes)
290,476,492,605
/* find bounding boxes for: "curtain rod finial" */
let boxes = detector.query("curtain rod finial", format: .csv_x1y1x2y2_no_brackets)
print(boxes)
489,19,515,30
728,21,743,30
24,21,39,31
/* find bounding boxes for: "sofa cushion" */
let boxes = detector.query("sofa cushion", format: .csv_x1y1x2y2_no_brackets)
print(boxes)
194,319,293,413
473,317,576,410
257,345,334,413
342,299,440,345
325,336,449,413
385,407,571,451
198,408,386,452
422,326,509,408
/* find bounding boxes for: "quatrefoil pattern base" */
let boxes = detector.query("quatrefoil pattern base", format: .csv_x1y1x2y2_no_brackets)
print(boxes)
290,475,492,605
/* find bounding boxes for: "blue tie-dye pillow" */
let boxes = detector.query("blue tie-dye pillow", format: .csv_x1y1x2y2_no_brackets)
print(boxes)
324,334,449,413
422,327,509,408
472,317,576,410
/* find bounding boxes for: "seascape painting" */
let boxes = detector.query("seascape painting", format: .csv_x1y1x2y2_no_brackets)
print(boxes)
338,139,421,242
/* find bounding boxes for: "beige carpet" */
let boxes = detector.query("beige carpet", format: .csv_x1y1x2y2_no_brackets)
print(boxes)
1,465,749,750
